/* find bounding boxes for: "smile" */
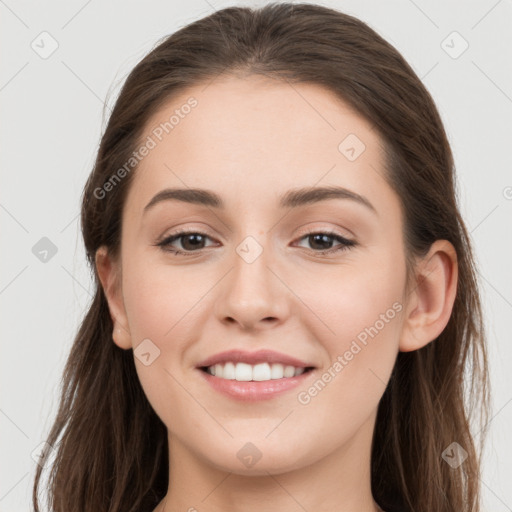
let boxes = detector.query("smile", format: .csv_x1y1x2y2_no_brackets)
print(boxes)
201,361,313,381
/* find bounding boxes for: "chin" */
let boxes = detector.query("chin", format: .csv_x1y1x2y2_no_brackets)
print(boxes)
200,439,313,476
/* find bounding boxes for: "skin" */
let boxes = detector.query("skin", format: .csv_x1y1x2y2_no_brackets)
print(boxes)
96,75,458,512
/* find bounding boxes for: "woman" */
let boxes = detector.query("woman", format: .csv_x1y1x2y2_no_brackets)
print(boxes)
32,3,491,512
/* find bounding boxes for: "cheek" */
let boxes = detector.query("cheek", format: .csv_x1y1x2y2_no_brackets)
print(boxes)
299,249,405,345
291,289,402,446
122,254,209,341
120,257,200,418
294,250,405,402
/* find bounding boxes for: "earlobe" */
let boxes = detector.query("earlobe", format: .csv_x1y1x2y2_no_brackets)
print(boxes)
112,322,132,350
399,240,458,352
95,246,132,350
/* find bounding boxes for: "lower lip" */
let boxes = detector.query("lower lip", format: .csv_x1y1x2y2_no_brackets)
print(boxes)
196,368,315,401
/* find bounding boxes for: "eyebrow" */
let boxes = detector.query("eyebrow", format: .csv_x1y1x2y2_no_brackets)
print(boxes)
143,185,377,215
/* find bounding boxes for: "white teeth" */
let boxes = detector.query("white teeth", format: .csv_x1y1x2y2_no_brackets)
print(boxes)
235,362,253,381
252,363,271,381
284,365,296,378
270,363,283,379
223,361,236,379
205,362,308,381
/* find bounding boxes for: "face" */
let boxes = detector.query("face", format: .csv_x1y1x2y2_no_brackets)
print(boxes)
104,75,410,475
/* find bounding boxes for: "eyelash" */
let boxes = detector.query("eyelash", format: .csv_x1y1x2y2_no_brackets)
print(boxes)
154,229,357,257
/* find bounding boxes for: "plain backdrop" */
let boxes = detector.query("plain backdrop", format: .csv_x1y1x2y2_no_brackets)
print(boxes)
1,0,511,510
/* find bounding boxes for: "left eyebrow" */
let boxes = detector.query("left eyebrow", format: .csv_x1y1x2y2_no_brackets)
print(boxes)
143,185,378,216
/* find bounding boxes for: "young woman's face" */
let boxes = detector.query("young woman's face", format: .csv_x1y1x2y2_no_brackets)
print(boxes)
113,75,409,475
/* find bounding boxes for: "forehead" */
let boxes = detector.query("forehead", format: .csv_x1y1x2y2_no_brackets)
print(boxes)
124,75,393,217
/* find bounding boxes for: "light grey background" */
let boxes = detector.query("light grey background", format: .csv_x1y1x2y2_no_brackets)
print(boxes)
1,0,511,510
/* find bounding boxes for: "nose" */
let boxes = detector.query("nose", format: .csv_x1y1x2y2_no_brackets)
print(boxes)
215,243,290,331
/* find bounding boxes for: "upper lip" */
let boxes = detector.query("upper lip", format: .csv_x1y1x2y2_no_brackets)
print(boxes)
196,349,315,369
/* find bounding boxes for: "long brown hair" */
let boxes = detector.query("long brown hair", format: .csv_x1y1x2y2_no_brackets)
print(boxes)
32,3,491,511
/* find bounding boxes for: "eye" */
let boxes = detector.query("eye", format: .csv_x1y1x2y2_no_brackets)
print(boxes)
154,229,357,256
294,230,356,255
155,230,216,255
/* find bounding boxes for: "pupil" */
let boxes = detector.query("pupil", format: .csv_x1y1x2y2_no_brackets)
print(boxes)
310,234,332,250
183,234,204,250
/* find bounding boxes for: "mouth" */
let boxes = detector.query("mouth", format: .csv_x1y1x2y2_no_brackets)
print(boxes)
198,362,316,382
195,349,316,376
196,362,317,402
199,361,315,382
194,349,317,400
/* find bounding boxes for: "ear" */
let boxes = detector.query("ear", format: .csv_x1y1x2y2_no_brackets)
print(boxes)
399,240,458,352
95,246,132,350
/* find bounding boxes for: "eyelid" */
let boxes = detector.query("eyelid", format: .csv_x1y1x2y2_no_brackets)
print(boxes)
156,223,218,242
294,224,354,242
